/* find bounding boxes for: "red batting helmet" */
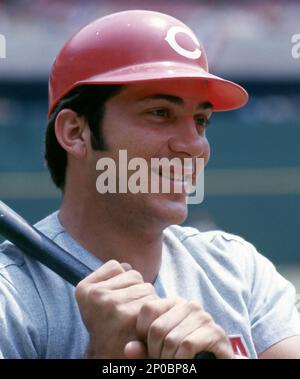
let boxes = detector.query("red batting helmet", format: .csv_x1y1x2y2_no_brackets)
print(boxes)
48,10,248,117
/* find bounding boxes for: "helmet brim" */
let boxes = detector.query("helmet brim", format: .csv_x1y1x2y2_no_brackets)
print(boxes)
49,61,248,115
84,62,248,111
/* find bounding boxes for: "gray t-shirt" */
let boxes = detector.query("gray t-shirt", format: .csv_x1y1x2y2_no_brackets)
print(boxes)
0,211,299,358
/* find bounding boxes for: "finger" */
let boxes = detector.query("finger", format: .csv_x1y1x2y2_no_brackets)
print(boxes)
125,293,158,311
173,324,233,359
160,304,212,358
109,283,157,304
136,298,187,357
145,299,200,358
79,260,125,285
88,269,145,291
124,340,148,359
84,284,157,313
136,298,181,339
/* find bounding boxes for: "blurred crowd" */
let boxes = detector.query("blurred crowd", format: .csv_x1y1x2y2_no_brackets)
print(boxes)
0,0,299,80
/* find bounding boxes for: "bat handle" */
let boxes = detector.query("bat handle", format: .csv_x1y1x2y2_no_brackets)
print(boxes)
194,351,216,359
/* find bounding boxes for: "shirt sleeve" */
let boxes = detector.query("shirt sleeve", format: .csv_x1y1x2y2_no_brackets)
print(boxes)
247,249,300,355
0,272,45,358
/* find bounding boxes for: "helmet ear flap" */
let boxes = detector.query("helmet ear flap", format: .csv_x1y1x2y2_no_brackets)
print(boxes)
48,10,248,117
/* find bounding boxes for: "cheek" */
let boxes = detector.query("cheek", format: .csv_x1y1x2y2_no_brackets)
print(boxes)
105,122,162,159
102,103,175,160
102,110,149,153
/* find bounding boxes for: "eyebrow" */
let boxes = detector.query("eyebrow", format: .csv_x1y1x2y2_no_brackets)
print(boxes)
139,94,213,111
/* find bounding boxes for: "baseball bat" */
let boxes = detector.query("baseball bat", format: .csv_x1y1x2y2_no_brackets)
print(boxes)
0,200,91,286
0,200,215,359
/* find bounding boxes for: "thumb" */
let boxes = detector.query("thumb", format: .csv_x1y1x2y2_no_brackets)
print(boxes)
124,340,148,359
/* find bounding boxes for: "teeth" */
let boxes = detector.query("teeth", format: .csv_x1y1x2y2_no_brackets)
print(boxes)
152,168,193,182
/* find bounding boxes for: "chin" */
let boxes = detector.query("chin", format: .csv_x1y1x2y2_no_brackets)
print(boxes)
151,194,189,226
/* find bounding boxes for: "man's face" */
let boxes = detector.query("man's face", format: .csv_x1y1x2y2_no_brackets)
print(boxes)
91,79,212,228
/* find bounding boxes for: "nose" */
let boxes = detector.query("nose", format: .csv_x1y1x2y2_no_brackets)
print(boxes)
168,121,210,163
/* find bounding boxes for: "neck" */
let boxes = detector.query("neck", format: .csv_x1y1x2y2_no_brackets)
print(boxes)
58,190,165,283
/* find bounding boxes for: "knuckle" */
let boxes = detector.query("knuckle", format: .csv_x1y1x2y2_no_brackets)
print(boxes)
87,286,108,304
200,311,213,324
188,300,202,312
140,301,157,317
106,259,123,272
173,297,188,306
116,304,136,322
163,332,178,350
205,326,233,358
142,282,156,294
214,341,234,359
179,336,194,352
129,269,144,282
75,281,97,304
99,293,118,309
143,294,159,303
149,320,165,339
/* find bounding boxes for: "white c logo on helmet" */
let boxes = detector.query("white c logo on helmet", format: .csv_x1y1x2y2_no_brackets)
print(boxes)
165,26,201,60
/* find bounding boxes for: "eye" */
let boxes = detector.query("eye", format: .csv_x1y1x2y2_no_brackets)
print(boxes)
194,114,210,128
194,115,211,135
148,108,170,118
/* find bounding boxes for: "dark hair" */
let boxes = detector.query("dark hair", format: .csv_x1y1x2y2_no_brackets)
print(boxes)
45,85,122,190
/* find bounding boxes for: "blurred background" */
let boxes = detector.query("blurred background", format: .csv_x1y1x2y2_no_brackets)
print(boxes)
0,0,299,296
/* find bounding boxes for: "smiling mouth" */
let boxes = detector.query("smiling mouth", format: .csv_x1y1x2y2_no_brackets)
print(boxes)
151,166,195,185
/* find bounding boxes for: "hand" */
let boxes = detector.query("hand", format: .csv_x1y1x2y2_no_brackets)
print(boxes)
132,297,234,359
75,260,156,358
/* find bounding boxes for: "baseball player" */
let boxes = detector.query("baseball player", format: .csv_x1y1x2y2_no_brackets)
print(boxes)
0,10,299,359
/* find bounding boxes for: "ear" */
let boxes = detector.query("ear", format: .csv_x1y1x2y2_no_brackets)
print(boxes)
55,109,89,158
